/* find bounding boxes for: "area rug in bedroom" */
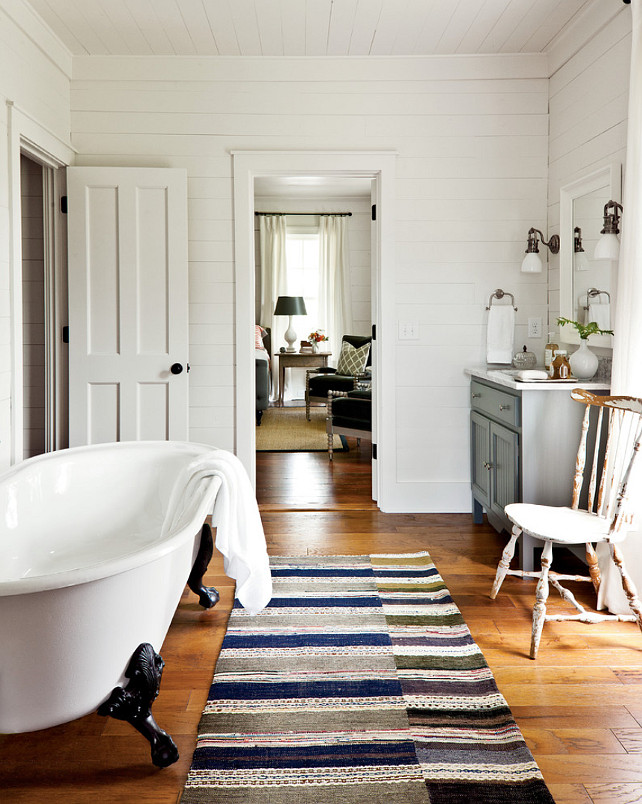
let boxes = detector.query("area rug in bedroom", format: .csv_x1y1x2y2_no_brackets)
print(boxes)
181,552,554,804
256,406,345,452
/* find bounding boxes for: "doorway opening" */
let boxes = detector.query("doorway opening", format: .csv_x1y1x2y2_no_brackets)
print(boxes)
233,150,396,508
252,176,374,503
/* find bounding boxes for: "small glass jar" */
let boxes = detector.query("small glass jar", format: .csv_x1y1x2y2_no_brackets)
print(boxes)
512,345,537,369
550,350,571,380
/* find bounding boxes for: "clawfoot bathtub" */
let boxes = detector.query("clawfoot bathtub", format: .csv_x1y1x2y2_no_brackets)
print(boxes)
0,441,272,767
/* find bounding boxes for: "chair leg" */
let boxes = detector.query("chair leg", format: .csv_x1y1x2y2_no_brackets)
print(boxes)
611,543,642,633
490,526,520,599
530,540,553,659
585,543,601,595
328,429,334,461
306,381,311,421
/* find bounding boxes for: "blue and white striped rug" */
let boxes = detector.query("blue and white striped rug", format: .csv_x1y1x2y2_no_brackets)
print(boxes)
181,553,554,803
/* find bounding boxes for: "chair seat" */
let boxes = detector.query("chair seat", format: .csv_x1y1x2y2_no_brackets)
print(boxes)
505,503,628,545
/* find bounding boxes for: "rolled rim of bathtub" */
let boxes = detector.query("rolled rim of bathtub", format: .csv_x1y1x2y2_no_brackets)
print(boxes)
0,440,223,597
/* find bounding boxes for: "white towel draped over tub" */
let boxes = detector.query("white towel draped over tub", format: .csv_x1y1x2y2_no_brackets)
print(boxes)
163,447,272,615
486,304,515,364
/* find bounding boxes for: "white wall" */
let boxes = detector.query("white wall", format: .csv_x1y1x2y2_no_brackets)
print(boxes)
70,53,549,510
0,1,71,469
547,4,631,338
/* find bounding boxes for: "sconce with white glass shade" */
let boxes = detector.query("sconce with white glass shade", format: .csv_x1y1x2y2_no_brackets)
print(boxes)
594,200,623,260
574,227,590,272
520,228,560,273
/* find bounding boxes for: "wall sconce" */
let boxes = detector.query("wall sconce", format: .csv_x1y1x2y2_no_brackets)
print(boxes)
574,226,590,272
594,200,623,260
520,228,560,273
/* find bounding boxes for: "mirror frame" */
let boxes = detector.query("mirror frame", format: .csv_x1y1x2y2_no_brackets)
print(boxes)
559,163,621,348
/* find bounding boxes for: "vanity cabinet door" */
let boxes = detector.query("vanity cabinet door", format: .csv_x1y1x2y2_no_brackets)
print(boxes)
488,422,519,523
471,411,491,511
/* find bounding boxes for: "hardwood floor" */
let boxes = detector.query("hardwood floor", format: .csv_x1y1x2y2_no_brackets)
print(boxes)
2,444,642,803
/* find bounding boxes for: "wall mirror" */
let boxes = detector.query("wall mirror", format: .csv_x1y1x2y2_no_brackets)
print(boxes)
559,163,621,348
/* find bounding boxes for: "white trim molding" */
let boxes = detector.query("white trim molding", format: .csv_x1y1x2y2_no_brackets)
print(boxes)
232,150,396,506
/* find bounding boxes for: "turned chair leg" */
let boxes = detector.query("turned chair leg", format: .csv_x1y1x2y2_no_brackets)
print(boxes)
611,543,642,633
585,542,601,595
530,540,553,659
490,525,520,599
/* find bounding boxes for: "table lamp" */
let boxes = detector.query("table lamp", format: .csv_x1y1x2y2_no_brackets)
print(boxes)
274,296,307,352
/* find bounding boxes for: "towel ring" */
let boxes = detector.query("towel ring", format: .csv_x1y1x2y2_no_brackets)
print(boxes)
583,287,611,311
486,289,517,311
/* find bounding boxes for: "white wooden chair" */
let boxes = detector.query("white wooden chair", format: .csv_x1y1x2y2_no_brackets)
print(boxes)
490,389,642,658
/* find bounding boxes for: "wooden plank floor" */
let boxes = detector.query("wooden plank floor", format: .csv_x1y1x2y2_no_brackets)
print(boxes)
2,442,642,803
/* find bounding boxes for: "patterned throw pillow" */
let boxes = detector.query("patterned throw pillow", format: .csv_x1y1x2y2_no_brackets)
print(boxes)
254,325,266,349
336,341,370,376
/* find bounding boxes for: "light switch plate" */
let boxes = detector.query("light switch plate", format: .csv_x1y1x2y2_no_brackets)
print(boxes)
399,322,419,340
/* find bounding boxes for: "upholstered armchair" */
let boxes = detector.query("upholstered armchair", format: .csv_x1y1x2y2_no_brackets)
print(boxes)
305,334,371,421
326,388,372,460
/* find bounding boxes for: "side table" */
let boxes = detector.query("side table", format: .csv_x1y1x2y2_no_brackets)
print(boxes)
275,351,331,405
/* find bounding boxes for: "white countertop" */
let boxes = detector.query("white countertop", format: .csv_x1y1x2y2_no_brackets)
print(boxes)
465,366,610,392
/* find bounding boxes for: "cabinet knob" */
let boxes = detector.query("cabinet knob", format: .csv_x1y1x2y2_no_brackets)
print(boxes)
483,461,493,471
472,392,481,398
499,404,510,411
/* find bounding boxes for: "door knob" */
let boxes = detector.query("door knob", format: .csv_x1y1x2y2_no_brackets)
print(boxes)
170,363,184,375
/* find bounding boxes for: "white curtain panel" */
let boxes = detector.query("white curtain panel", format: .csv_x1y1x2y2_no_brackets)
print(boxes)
597,0,642,613
317,216,354,366
258,215,288,400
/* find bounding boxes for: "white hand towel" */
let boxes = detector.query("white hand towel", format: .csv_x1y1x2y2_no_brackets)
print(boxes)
486,305,515,364
587,300,611,331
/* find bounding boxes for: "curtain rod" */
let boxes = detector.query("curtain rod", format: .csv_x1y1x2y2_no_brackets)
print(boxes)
254,211,352,217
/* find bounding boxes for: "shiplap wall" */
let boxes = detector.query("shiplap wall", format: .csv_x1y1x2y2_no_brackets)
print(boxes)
70,54,549,510
0,1,71,469
546,5,631,338
20,154,45,458
253,196,372,339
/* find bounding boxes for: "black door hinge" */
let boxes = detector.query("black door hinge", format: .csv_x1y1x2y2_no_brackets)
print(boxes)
371,204,376,221
60,196,68,214
372,443,378,460
371,324,376,341
62,326,69,343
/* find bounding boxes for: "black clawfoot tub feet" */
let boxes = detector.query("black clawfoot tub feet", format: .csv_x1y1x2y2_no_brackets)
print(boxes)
97,642,179,768
187,523,219,609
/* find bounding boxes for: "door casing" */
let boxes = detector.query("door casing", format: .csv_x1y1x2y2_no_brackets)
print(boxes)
232,150,396,505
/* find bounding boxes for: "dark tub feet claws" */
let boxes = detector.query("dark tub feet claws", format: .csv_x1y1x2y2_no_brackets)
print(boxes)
97,642,178,768
187,523,219,609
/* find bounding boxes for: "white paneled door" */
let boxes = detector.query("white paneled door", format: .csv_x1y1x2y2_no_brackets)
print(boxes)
67,167,189,446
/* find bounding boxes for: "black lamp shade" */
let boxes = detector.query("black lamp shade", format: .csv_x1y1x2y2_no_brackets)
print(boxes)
274,295,307,316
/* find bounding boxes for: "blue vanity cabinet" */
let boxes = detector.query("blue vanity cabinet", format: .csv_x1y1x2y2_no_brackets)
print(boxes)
467,370,610,572
470,381,520,537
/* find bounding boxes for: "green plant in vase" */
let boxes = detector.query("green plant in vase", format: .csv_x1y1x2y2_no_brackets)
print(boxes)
556,317,614,380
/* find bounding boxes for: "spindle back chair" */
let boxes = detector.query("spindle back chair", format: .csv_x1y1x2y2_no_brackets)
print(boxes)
490,389,642,658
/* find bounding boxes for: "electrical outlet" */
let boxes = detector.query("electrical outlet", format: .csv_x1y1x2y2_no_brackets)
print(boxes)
528,317,542,338
398,322,419,340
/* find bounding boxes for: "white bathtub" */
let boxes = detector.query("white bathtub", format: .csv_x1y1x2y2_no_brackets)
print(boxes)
0,441,250,738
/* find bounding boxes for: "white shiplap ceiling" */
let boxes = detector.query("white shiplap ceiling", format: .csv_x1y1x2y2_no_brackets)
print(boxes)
24,0,597,58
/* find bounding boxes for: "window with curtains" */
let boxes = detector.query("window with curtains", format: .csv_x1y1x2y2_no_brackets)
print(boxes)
285,228,320,340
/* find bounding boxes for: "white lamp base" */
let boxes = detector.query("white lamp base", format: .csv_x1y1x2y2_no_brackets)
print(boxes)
284,316,297,352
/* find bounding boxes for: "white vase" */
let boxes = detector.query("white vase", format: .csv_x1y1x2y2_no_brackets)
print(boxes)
569,339,599,380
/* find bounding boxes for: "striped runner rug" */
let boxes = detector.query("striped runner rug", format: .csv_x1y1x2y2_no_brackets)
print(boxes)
181,552,555,804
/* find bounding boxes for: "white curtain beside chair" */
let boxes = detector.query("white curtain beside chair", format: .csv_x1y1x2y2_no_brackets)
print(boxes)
258,215,288,401
317,215,354,368
598,0,642,614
